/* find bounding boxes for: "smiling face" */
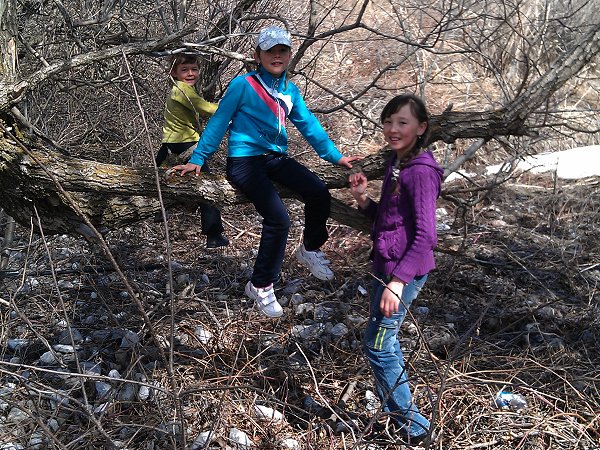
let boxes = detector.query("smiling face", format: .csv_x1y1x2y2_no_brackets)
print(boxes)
254,44,292,78
171,62,200,86
383,103,428,157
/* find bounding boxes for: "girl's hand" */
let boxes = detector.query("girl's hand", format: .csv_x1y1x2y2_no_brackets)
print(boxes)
349,172,370,208
337,155,363,169
172,162,202,176
380,279,405,318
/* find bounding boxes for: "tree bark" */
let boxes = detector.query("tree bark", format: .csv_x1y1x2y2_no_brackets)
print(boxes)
0,135,373,235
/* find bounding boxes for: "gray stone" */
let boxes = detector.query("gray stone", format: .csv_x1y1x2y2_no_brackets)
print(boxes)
49,390,70,409
53,344,77,353
95,382,112,399
0,443,24,450
39,351,59,365
57,280,74,289
291,323,325,341
90,330,111,342
290,293,305,306
254,405,284,422
345,314,367,327
7,406,29,423
83,315,97,325
58,328,84,345
282,279,303,295
414,306,430,315
365,390,380,413
281,438,300,450
330,323,349,338
137,385,151,401
117,383,135,402
175,273,190,285
47,418,60,432
80,362,102,376
120,330,139,348
170,261,183,271
294,303,314,316
228,428,252,448
314,305,335,321
7,339,30,352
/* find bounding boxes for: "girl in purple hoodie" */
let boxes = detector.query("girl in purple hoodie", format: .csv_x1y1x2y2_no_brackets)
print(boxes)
349,94,443,445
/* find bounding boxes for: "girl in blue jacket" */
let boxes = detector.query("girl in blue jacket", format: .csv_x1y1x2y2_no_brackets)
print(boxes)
349,94,443,445
174,25,360,318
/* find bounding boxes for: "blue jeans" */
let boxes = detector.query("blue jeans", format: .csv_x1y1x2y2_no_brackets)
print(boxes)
363,273,430,438
226,153,330,287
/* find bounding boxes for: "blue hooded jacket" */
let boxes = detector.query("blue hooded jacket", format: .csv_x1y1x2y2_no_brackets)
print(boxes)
188,65,343,166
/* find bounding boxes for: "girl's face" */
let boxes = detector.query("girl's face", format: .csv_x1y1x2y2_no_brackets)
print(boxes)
383,104,428,156
255,45,292,78
172,62,200,86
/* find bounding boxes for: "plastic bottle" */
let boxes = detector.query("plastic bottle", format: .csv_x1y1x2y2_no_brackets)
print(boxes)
494,391,528,411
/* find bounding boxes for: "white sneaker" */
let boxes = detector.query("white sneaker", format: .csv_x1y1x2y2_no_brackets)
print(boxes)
244,281,283,318
296,244,334,281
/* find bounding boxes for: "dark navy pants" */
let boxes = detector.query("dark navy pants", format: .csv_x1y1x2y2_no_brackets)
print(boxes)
227,153,330,287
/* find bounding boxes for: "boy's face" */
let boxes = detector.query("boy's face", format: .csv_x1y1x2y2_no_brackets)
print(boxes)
172,62,200,86
255,45,292,78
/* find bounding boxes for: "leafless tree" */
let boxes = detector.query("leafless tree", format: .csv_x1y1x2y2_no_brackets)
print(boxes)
0,0,597,236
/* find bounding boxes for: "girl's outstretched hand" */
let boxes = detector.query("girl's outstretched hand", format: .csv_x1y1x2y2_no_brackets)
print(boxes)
172,162,202,176
337,155,363,169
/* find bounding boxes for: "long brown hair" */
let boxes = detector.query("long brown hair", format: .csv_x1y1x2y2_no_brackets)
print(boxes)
381,94,430,169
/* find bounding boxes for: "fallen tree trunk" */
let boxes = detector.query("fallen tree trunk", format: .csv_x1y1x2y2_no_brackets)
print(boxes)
0,134,375,235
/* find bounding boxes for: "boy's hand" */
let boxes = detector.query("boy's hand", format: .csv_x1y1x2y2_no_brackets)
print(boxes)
173,162,202,176
337,155,363,169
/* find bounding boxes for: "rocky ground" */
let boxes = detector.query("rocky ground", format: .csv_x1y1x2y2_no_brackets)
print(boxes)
1,171,599,449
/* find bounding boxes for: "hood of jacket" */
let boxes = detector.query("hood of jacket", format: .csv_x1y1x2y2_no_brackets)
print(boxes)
398,150,445,180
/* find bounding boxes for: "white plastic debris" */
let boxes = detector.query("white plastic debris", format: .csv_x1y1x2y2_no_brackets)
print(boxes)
280,438,300,449
254,405,284,422
365,390,381,413
228,428,253,448
190,431,214,449
194,325,213,345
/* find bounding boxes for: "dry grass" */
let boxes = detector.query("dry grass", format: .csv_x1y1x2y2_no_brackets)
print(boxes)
1,170,599,449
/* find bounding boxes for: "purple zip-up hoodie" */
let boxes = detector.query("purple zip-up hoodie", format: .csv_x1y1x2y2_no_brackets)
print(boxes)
360,150,444,283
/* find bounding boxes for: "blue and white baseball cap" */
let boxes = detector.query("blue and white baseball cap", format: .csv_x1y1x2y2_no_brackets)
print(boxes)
256,26,292,50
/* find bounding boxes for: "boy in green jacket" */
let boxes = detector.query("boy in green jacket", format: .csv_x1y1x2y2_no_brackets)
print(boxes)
157,54,228,249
